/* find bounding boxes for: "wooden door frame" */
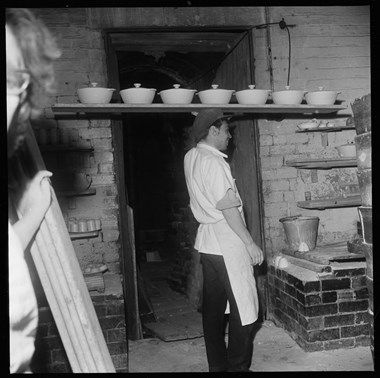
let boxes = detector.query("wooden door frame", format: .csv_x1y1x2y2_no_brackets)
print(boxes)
104,33,142,341
103,26,267,337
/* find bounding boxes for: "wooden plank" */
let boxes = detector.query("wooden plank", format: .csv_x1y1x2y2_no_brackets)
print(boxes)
290,242,365,265
280,254,332,273
127,206,144,339
39,145,94,152
286,158,357,169
296,126,355,133
297,195,361,209
11,125,115,372
52,103,347,114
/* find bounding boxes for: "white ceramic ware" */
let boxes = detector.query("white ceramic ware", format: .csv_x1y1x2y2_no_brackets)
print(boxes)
305,87,341,105
73,173,92,191
234,85,270,105
158,84,196,104
78,220,88,233
120,83,156,104
336,143,356,158
196,84,235,105
297,118,320,130
318,121,335,128
272,86,306,105
77,82,115,104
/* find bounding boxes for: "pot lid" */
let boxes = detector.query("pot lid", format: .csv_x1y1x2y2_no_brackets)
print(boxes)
308,86,340,94
274,85,306,93
235,85,270,93
124,83,156,91
81,82,115,91
198,84,235,93
159,84,196,94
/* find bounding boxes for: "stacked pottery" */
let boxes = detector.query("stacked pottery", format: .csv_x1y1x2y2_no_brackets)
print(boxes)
352,94,373,360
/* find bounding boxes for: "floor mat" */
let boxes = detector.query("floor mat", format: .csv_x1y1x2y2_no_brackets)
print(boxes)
144,311,203,341
140,261,203,342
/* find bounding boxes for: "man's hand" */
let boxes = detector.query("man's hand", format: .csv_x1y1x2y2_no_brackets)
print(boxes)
18,170,53,218
245,241,264,266
12,170,53,250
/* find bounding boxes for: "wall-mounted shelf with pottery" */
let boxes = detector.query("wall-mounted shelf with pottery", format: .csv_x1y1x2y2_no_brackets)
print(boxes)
286,158,357,169
296,125,354,133
68,218,102,240
56,188,96,197
297,195,361,210
52,172,95,197
39,145,94,153
69,230,101,240
51,103,347,115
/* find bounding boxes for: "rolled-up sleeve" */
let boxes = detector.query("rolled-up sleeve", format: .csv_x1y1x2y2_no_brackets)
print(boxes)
216,188,241,210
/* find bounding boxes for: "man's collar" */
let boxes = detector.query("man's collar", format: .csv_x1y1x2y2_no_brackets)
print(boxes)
197,142,228,158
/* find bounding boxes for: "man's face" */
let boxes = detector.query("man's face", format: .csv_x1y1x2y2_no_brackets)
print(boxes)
214,121,231,151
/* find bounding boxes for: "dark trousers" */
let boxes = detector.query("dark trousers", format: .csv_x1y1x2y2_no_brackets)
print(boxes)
200,253,255,372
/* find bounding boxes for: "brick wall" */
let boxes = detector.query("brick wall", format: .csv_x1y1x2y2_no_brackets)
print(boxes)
33,3,371,291
32,8,121,275
268,263,370,351
253,6,371,261
30,278,128,373
29,6,370,367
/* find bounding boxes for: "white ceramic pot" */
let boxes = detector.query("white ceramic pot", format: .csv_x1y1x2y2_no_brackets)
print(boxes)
77,82,115,104
272,86,306,105
234,85,270,105
305,87,341,105
336,143,356,158
158,84,196,104
120,83,156,104
196,84,235,105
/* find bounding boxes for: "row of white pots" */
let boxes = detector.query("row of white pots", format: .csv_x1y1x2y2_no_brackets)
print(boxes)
77,83,341,106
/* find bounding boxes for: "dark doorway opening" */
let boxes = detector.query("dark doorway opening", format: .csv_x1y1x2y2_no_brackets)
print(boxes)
105,28,264,340
117,49,227,334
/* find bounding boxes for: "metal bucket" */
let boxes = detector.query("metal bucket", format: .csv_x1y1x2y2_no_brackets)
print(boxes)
280,215,319,251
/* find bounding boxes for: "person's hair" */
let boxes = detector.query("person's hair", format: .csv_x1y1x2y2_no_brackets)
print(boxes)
7,8,61,156
184,117,228,150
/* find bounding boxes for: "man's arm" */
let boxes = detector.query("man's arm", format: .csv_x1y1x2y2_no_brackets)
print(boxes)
221,206,263,266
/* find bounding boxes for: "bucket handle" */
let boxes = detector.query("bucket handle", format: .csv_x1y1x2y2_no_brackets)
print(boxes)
279,214,302,223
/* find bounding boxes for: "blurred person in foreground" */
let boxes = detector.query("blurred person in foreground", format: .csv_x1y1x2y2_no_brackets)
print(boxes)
7,8,61,373
184,109,264,372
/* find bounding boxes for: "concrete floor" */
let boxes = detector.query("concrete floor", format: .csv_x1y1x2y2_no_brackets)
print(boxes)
129,260,374,373
128,320,374,372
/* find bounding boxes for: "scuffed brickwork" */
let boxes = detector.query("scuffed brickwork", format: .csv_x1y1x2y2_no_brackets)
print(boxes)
268,264,370,352
31,289,127,373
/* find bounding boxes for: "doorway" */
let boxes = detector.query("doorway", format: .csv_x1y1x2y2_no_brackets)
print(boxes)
104,28,265,340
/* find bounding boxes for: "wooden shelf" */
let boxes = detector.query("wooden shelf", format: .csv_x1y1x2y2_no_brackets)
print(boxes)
69,229,101,240
297,195,361,209
296,126,355,133
52,103,347,114
57,188,96,197
286,158,357,169
39,145,94,152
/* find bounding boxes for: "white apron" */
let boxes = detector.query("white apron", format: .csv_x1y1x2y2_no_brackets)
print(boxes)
213,220,259,326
